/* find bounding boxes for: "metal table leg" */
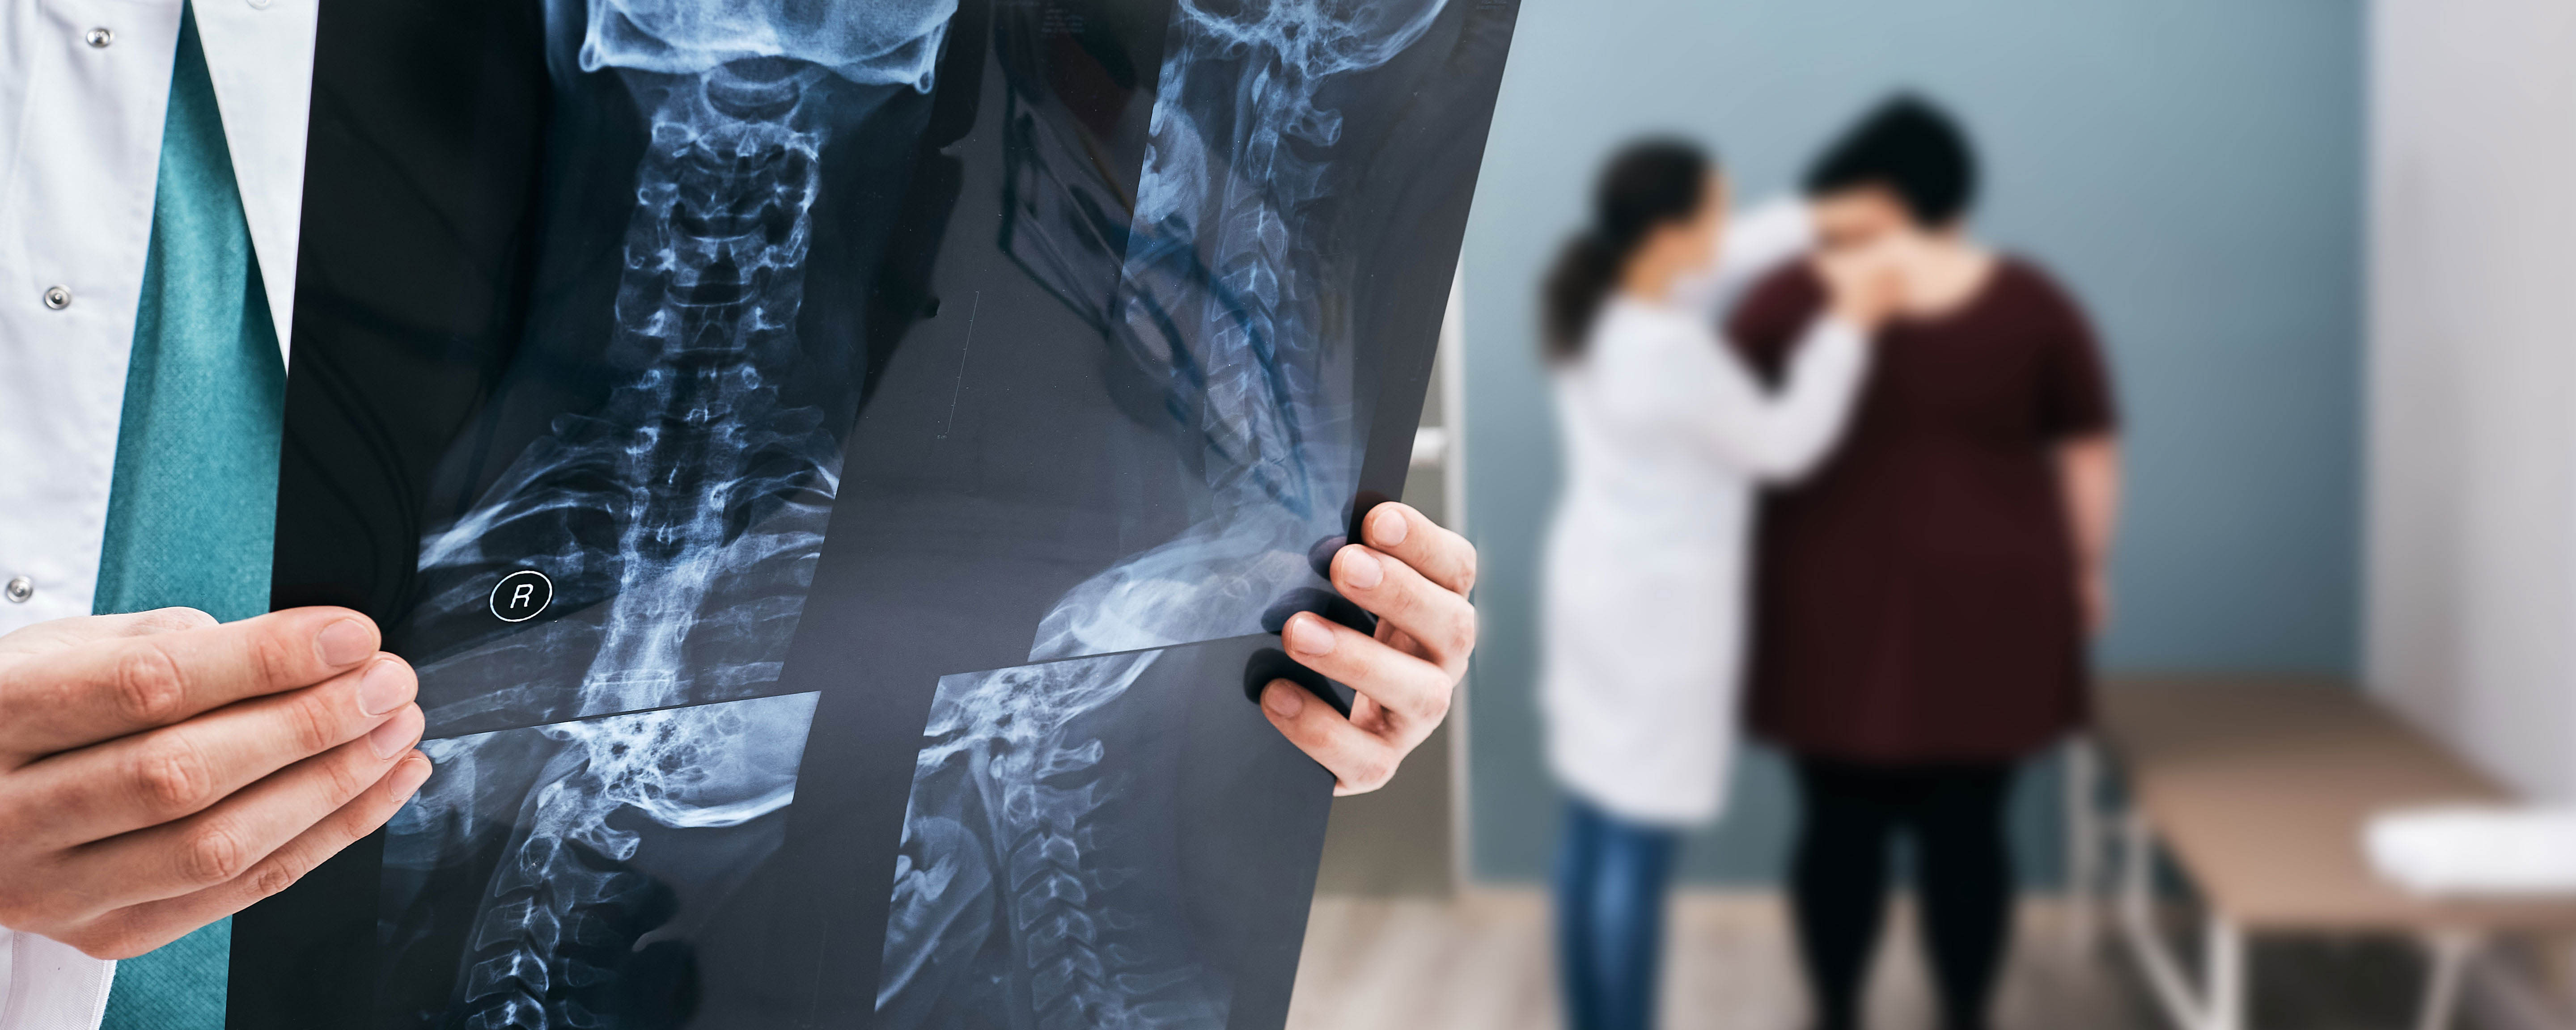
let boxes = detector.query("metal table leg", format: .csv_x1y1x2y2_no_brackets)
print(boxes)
2118,808,2249,1030
2414,932,2479,1030
2066,737,2105,952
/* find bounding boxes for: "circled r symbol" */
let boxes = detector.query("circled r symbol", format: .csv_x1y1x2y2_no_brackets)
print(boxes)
491,570,552,623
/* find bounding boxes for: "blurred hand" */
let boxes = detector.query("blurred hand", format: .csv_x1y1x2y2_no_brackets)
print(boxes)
1813,238,1909,332
1261,502,1476,796
0,607,430,959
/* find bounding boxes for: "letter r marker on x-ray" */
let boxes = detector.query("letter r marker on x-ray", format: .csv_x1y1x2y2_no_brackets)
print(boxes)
491,570,554,623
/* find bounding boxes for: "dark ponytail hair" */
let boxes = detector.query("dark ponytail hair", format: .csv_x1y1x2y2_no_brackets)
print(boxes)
1542,139,1712,361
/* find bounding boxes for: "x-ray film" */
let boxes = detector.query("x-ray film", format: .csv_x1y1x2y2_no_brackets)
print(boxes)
235,0,1516,1026
879,638,1335,1030
378,693,822,1030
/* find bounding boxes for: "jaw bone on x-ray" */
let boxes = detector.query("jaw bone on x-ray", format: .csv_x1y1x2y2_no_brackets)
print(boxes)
240,0,1518,1026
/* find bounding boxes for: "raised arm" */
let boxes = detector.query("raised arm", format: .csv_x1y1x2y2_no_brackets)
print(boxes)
1669,198,1814,320
1581,303,1871,485
1681,315,1871,480
1661,241,1901,478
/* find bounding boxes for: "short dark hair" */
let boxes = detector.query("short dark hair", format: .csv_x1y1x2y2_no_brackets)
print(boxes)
1804,93,1977,226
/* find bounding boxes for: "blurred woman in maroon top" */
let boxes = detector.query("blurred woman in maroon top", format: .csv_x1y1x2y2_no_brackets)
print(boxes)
1728,96,2122,1030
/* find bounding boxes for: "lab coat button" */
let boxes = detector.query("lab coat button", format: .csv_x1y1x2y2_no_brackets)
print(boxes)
41,286,70,310
5,577,32,604
84,27,113,47
246,0,273,9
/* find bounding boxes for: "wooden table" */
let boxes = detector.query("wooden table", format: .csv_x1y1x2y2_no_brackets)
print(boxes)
2076,679,2576,1030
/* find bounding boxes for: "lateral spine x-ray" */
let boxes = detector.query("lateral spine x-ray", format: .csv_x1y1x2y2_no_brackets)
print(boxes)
879,3,1450,1028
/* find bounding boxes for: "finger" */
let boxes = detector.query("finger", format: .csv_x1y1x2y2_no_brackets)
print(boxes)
97,608,222,637
1330,544,1475,675
55,704,423,917
1280,612,1454,730
0,607,380,757
8,657,416,848
1258,680,1404,795
59,750,432,961
0,608,218,658
1358,502,1475,596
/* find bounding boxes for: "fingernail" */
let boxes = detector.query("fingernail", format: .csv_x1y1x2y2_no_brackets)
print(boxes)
357,659,412,716
1288,614,1336,656
1370,507,1409,547
368,711,415,760
1263,681,1306,718
1339,548,1384,590
316,619,374,666
389,754,432,802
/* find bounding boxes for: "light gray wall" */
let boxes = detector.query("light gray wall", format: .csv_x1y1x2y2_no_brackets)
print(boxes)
1459,0,2364,882
2367,0,2576,803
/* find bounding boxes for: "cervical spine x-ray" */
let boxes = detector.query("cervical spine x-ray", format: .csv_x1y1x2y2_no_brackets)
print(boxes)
380,694,820,1029
245,0,1517,1026
878,3,1457,1027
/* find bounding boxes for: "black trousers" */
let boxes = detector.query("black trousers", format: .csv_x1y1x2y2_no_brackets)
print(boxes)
1789,758,2018,1030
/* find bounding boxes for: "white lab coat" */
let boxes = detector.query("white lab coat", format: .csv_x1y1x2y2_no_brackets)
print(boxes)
0,0,316,1022
1539,203,1869,827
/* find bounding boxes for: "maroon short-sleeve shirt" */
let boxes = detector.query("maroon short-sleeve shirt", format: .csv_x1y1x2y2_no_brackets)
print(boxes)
1729,257,2117,763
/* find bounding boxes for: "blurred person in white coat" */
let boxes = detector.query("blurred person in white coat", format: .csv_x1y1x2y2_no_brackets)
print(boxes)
1538,139,1899,1030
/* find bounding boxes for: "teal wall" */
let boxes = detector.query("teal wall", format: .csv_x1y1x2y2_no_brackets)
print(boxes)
1459,0,2364,882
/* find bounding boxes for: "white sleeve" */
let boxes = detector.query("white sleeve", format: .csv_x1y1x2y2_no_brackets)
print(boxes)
1669,197,1815,320
1594,316,1867,482
0,929,115,1030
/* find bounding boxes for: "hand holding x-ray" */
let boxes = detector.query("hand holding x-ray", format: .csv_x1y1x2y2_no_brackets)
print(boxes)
1260,501,1476,796
0,607,428,959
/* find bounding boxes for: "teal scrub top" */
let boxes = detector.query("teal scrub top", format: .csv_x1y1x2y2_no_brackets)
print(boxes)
92,2,288,1026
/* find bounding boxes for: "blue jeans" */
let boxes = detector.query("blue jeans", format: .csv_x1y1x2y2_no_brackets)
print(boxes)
1555,797,1681,1030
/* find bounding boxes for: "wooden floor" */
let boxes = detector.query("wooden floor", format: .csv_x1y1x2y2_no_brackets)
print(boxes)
1284,890,2489,1030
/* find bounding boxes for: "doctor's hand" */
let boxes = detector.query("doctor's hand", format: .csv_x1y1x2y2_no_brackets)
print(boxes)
0,607,430,959
1262,502,1476,796
1814,236,1908,333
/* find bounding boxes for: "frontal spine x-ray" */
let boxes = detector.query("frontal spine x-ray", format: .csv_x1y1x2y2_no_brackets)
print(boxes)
879,3,1449,1027
405,0,958,730
383,2,952,1027
383,692,820,1029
